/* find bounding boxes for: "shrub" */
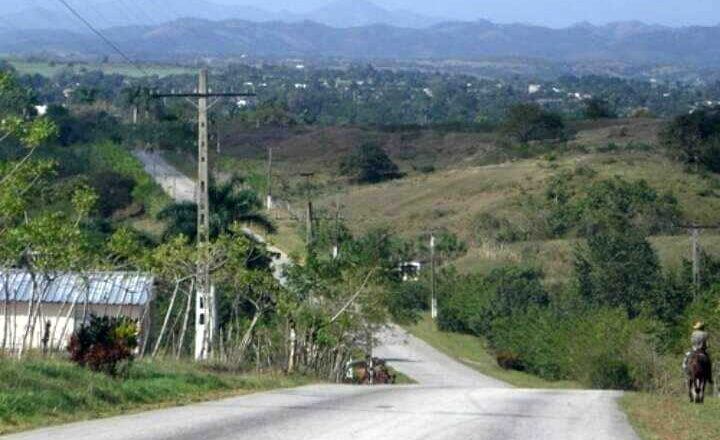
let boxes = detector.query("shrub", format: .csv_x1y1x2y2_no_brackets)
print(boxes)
339,142,402,184
496,351,524,371
68,316,138,377
501,103,565,143
90,172,136,217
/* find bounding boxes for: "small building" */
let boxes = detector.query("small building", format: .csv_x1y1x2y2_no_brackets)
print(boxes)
398,262,422,282
528,84,542,94
0,270,153,352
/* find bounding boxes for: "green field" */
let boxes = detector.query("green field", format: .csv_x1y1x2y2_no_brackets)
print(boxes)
0,357,313,435
405,314,580,389
5,59,193,78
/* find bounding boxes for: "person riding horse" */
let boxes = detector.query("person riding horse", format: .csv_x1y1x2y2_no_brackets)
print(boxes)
683,322,713,384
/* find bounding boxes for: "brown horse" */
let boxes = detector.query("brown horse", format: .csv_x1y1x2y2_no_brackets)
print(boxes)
687,351,712,404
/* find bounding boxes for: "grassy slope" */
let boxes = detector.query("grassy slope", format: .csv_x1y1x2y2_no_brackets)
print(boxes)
0,357,312,435
622,393,720,440
405,314,579,389
324,151,720,281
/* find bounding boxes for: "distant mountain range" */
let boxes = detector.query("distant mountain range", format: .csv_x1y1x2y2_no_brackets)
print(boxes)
0,0,446,30
2,16,720,68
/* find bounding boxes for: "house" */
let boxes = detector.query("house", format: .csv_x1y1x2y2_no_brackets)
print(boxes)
0,270,153,352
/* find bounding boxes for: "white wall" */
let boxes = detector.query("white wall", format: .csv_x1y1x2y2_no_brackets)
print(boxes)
0,302,144,352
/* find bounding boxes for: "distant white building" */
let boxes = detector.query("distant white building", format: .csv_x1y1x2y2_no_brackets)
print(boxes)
294,83,308,89
398,262,422,282
528,84,542,94
0,270,153,352
34,105,48,116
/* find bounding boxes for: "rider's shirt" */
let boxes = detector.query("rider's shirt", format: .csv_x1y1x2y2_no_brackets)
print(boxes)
692,330,709,351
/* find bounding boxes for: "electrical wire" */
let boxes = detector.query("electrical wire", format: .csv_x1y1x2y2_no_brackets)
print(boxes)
53,0,148,76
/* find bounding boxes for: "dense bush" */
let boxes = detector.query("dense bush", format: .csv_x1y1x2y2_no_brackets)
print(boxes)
661,107,720,172
438,266,548,336
68,316,138,376
501,103,565,143
90,172,137,217
339,142,402,184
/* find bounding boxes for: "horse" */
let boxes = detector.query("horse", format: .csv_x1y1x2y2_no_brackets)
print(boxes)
687,351,712,404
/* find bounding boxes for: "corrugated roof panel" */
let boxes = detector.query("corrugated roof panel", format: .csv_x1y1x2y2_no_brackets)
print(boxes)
0,270,153,305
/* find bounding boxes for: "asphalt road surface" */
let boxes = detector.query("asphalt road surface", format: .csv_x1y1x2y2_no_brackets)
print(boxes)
21,151,640,440
4,325,638,440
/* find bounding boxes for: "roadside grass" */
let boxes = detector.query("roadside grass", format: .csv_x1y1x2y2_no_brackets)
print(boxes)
621,392,720,440
0,357,313,435
405,314,580,389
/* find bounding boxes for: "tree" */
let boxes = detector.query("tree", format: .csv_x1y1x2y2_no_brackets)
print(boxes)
574,229,661,318
661,107,720,172
502,103,564,143
158,175,275,241
584,98,616,119
339,142,401,184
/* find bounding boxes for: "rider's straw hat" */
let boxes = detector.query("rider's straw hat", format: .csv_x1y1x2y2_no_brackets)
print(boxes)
693,321,706,330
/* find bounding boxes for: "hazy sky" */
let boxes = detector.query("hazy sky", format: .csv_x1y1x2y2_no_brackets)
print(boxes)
215,0,720,27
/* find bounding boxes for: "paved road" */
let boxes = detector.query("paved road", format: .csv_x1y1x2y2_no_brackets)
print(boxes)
42,150,641,440
134,150,291,283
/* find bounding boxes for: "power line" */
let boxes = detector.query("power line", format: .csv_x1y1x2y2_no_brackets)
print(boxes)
54,0,148,76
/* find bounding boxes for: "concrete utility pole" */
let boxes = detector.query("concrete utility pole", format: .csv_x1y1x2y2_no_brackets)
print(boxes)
301,172,315,252
430,232,438,320
332,194,341,259
266,146,273,211
692,227,701,289
152,68,255,361
677,223,720,293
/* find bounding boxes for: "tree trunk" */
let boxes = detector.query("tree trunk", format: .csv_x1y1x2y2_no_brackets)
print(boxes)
152,280,181,358
287,320,296,373
238,311,261,363
176,281,193,359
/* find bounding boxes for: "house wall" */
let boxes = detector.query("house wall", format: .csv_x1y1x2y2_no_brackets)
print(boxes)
0,302,144,352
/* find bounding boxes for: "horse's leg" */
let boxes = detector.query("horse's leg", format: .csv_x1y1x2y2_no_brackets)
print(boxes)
688,378,694,403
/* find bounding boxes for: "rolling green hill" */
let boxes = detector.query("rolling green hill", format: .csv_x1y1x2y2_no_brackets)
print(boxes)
203,117,720,279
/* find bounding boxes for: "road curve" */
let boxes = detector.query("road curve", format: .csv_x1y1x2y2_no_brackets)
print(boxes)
68,149,645,440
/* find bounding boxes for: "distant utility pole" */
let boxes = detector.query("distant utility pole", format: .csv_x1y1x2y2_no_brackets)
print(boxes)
152,68,255,361
332,194,341,259
266,146,273,211
430,232,438,320
300,172,315,251
674,223,720,293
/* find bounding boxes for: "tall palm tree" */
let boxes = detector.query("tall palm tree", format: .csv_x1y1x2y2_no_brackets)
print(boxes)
158,175,275,241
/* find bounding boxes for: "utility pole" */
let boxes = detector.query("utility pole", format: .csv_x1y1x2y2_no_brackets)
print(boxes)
676,223,720,294
430,232,437,320
216,119,221,154
300,172,315,252
332,193,341,259
152,68,255,361
266,146,273,211
692,226,701,290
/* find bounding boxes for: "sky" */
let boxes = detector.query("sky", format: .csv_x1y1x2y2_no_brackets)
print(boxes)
214,0,720,28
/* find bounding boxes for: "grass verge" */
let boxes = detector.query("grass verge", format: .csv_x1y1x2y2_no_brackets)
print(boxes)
621,392,720,440
405,314,580,389
0,357,313,435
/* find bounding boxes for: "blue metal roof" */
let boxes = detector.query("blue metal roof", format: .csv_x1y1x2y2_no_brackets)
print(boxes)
0,270,153,306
